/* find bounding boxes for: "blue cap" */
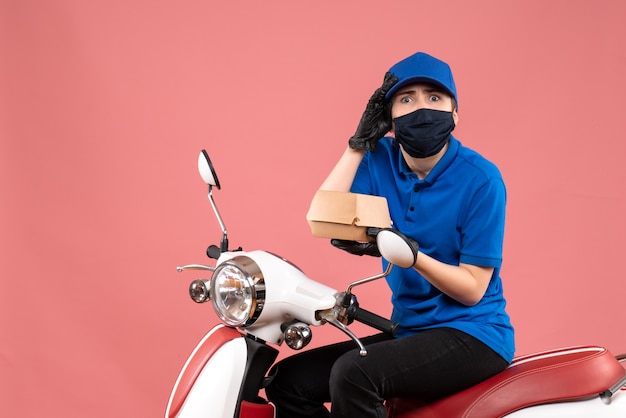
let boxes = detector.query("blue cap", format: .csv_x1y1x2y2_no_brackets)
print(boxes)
385,52,457,106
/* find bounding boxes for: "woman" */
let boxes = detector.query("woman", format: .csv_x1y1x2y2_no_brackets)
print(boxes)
266,51,515,418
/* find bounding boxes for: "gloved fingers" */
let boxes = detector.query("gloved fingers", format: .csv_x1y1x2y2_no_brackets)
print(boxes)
371,72,398,97
369,72,398,103
330,239,381,257
365,227,383,238
381,72,399,92
331,238,357,252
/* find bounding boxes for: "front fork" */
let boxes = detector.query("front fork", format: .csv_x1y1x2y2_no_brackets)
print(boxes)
237,336,279,414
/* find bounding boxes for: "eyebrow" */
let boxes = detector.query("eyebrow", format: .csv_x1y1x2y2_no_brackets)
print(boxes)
423,86,446,95
396,88,416,96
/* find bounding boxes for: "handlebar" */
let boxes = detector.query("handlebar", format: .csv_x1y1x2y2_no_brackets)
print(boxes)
325,306,398,356
353,308,398,337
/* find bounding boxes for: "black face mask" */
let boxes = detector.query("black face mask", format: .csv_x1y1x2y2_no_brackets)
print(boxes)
393,109,455,158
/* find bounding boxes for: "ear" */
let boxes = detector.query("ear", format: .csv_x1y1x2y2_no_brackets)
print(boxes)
452,108,459,125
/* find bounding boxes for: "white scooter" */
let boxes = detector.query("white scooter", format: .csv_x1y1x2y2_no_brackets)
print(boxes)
165,150,626,417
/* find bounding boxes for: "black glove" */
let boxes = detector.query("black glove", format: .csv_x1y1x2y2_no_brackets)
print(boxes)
348,72,399,152
330,227,382,257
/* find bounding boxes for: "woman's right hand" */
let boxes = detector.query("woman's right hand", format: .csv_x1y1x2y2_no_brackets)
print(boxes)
348,72,398,151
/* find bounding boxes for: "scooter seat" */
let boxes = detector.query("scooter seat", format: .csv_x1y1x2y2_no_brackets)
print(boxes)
386,345,626,417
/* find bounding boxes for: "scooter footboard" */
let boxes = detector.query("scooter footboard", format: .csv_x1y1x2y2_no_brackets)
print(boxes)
387,345,626,418
166,325,246,418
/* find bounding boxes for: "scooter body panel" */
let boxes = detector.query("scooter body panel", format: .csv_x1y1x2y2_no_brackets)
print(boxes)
217,250,337,345
507,389,626,417
387,346,626,417
166,325,247,418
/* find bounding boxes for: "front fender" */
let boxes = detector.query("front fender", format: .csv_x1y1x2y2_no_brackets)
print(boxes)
165,325,245,418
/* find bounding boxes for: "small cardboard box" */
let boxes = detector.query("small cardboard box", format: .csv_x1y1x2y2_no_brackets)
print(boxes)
306,190,392,242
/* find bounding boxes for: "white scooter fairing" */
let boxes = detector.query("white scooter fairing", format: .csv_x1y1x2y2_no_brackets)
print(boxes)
165,323,280,418
165,326,247,418
166,247,341,418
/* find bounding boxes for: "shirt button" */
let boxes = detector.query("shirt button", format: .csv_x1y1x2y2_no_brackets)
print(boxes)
413,185,419,192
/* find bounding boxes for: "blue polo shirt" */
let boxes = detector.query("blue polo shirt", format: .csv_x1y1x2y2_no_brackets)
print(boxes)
351,136,515,362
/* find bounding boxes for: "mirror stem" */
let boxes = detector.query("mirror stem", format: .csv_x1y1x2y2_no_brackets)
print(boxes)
208,185,228,249
345,264,393,296
220,235,229,252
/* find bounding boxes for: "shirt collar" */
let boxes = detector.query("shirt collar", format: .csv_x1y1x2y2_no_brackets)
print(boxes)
398,135,460,187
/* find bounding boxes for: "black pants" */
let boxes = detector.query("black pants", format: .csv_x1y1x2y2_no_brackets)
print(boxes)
265,327,508,418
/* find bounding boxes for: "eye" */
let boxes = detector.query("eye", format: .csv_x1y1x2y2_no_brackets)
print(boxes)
428,94,440,102
400,95,413,104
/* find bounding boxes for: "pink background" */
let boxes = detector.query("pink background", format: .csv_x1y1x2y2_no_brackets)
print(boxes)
2,1,625,416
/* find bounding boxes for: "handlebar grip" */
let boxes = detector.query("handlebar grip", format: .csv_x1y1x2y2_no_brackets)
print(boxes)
354,308,398,336
207,245,221,259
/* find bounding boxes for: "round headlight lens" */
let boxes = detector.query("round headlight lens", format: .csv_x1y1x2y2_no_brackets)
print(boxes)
210,261,256,326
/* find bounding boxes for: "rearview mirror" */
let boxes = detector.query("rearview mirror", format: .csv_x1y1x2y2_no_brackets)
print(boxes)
198,149,220,189
376,229,418,269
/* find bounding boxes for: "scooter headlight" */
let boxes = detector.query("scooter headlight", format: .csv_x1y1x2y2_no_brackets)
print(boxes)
210,256,265,327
